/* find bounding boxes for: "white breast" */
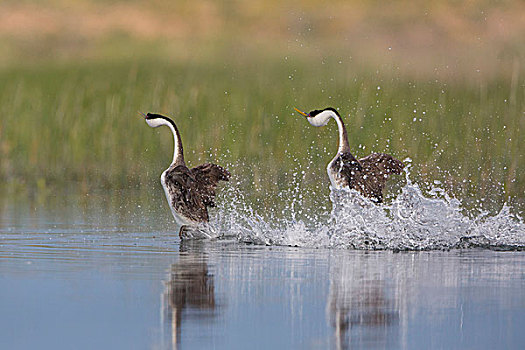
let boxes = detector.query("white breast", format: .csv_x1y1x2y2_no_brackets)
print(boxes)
327,159,343,190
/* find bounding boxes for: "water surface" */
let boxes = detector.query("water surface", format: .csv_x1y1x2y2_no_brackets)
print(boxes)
1,191,524,349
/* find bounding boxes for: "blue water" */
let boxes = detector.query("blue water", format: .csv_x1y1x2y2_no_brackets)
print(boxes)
0,190,524,349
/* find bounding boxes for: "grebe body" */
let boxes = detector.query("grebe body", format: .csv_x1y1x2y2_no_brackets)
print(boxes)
144,113,230,233
295,107,404,203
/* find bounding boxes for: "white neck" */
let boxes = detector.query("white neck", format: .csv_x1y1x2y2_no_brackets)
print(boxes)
146,118,185,166
333,115,347,154
166,123,182,165
308,110,350,154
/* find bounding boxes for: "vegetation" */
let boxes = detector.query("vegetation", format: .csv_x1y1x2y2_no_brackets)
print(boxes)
0,54,522,214
0,1,523,216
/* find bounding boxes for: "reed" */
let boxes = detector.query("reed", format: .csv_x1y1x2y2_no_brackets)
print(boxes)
0,54,522,215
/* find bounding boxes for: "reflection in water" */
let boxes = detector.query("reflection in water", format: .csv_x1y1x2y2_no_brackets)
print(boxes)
162,241,217,350
327,254,399,350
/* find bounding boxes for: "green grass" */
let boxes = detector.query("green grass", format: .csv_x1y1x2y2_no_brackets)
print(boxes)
0,54,523,215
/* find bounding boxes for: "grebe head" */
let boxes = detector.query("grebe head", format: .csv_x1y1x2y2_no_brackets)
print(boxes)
142,112,174,128
294,107,340,127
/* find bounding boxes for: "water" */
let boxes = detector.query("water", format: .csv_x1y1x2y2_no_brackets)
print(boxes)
210,162,525,251
1,230,524,349
1,169,524,349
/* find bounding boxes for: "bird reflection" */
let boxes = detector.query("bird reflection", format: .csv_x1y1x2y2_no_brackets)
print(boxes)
328,264,399,350
162,241,217,350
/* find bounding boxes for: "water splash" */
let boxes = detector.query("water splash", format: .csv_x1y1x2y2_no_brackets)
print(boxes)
206,160,525,251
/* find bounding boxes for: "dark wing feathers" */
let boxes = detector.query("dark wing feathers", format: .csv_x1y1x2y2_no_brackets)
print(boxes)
163,163,230,223
190,163,231,208
338,152,404,203
359,153,405,176
191,163,231,183
164,165,209,222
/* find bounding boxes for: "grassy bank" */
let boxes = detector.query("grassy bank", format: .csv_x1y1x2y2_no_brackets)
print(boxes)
0,53,522,215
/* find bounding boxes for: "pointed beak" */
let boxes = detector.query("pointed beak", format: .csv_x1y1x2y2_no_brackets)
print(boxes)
139,111,147,119
294,108,308,117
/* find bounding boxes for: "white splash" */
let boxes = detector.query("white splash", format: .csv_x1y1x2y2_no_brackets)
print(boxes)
207,162,525,251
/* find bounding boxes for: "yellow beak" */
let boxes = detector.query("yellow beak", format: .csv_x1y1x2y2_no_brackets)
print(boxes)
294,107,308,117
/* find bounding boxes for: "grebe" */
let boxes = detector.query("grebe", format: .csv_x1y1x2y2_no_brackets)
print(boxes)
294,107,404,203
143,113,230,235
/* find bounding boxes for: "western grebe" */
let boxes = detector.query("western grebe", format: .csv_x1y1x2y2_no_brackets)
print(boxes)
143,113,230,236
294,107,404,203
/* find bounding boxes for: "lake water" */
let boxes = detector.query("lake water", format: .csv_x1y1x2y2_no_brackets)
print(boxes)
1,185,524,349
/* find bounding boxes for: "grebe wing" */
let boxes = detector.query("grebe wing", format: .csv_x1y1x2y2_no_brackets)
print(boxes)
355,153,405,203
190,163,231,207
334,152,383,202
164,165,209,222
359,153,405,177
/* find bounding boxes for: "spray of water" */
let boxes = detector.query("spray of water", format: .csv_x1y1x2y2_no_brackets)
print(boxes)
202,159,524,251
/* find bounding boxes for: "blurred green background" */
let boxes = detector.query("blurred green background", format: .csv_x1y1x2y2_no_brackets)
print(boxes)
0,0,523,216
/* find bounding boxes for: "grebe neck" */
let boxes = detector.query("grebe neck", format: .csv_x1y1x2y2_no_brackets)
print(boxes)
332,113,350,154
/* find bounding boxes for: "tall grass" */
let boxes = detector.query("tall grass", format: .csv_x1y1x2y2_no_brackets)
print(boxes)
0,55,523,215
